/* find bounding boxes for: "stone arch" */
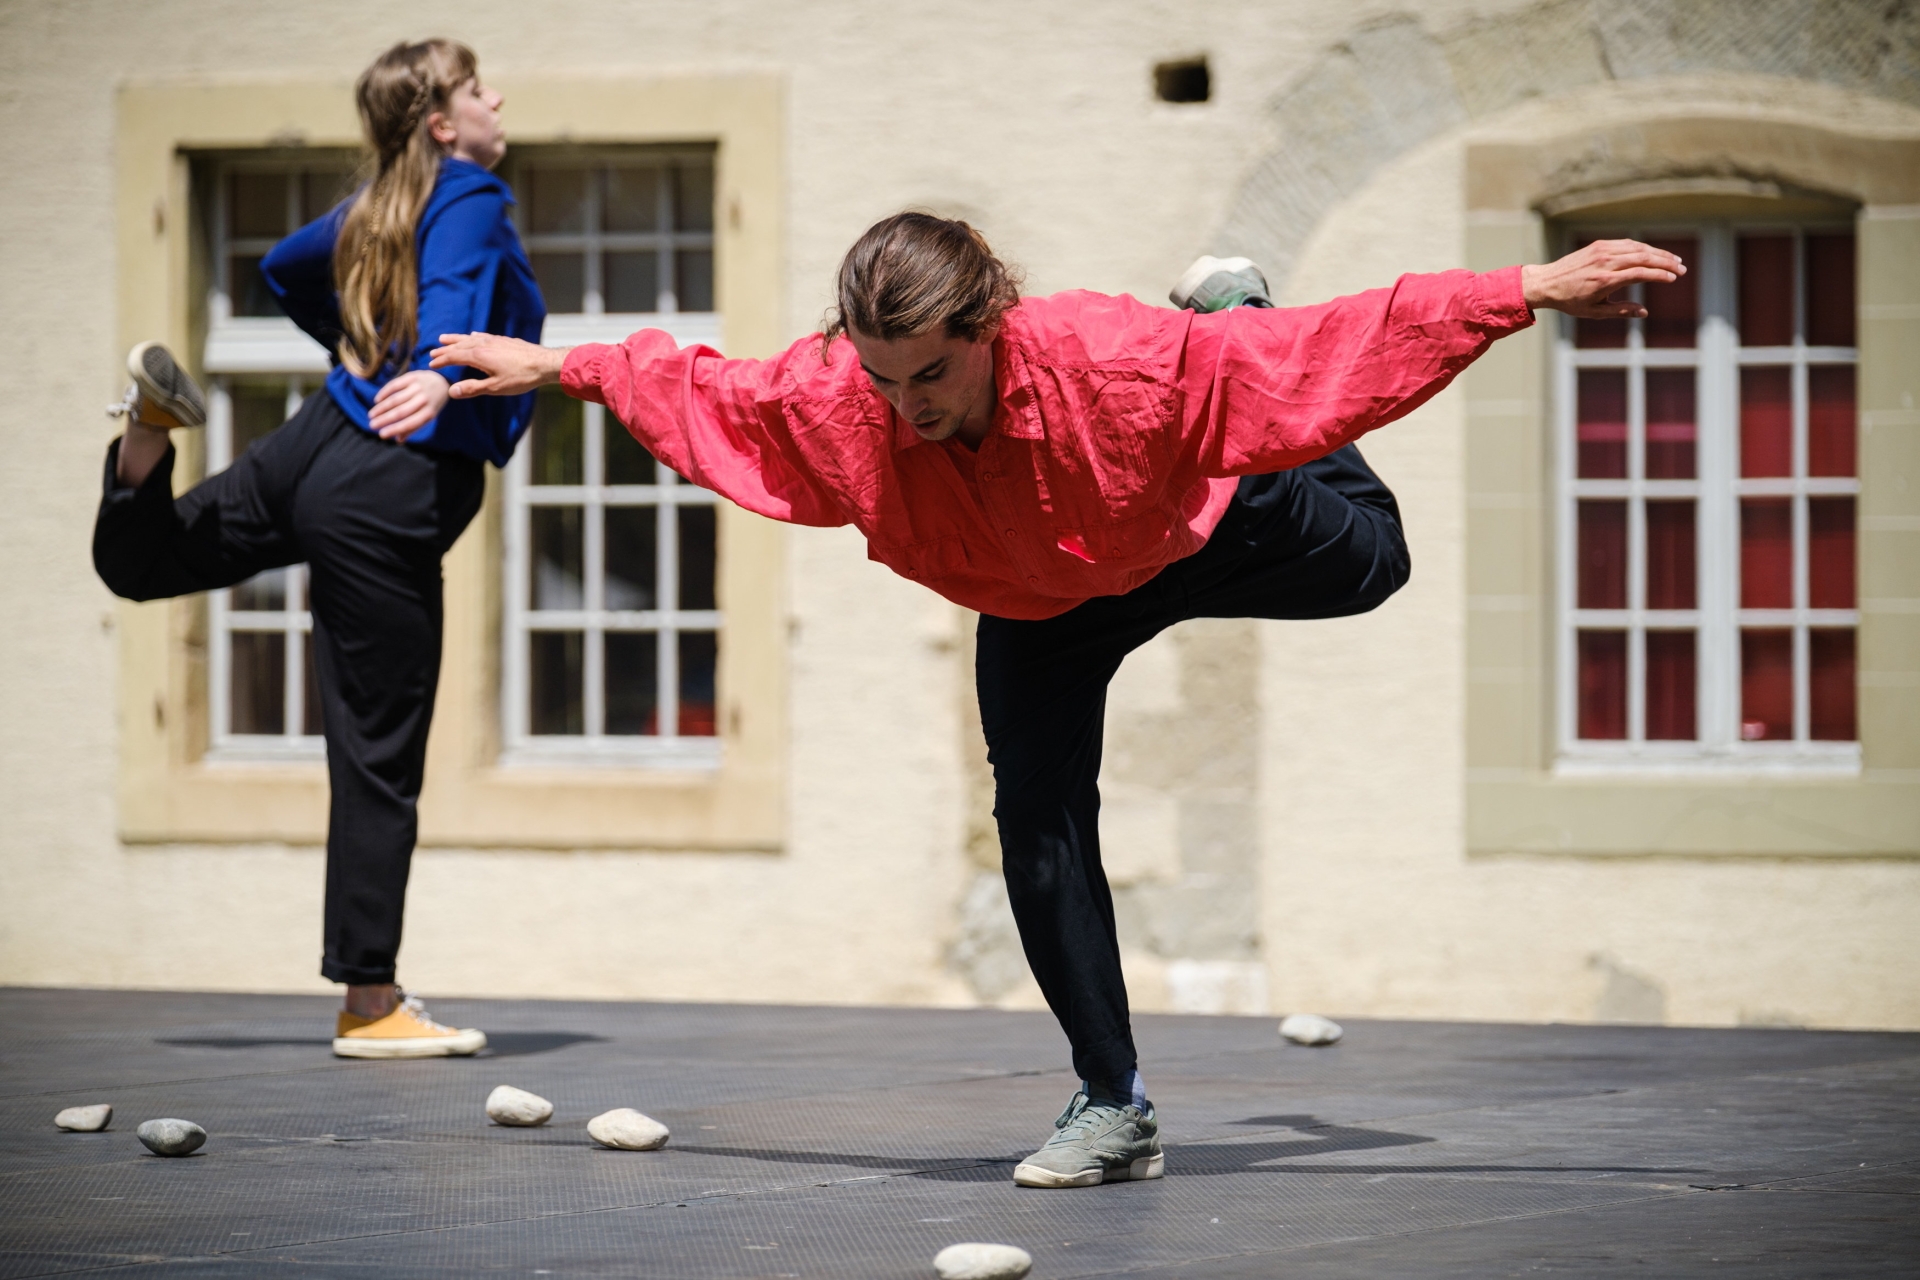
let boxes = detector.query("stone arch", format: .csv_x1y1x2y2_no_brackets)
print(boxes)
1214,0,1920,289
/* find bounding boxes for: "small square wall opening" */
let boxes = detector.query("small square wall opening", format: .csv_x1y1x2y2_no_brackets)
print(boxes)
1154,57,1210,104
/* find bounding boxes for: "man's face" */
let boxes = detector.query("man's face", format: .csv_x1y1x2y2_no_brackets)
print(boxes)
848,324,997,444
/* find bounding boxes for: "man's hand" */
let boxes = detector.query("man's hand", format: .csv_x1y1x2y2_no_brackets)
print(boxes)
369,369,451,441
430,333,569,399
1522,240,1686,320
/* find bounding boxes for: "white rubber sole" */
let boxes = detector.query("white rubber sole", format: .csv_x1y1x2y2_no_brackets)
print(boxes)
1169,255,1257,308
126,341,207,429
1012,1151,1164,1188
332,1028,487,1059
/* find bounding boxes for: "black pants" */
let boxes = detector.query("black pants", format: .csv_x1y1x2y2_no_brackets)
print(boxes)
93,393,485,986
975,445,1409,1090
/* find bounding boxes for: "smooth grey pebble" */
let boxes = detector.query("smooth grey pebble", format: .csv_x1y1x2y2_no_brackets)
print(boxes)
136,1118,206,1156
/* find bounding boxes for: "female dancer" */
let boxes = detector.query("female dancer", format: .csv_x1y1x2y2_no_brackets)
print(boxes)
93,39,545,1058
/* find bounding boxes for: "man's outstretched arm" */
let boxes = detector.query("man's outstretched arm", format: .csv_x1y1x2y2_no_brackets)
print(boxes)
1177,239,1684,477
433,333,568,397
1520,238,1686,319
431,331,848,529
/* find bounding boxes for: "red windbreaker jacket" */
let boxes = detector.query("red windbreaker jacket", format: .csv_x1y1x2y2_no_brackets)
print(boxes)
561,266,1533,620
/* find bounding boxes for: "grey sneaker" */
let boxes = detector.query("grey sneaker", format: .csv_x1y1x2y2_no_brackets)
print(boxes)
1170,255,1275,312
1011,1086,1165,1188
107,341,206,430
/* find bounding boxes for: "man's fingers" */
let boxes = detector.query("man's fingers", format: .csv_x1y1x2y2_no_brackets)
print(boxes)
1572,300,1648,320
1592,265,1683,294
1591,240,1685,268
430,335,489,370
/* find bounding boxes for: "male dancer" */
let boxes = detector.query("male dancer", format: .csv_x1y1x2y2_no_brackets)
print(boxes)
434,215,1683,1187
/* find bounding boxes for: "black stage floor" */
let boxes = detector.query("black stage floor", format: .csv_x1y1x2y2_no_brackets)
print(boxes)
3,988,1916,1278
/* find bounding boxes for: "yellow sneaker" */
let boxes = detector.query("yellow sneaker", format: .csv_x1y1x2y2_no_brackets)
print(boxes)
332,991,487,1059
106,342,207,430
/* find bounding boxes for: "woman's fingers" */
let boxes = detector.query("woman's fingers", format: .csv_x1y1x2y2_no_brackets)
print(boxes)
376,411,427,439
366,369,449,438
372,400,426,437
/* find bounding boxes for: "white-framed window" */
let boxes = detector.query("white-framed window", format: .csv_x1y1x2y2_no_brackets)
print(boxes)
507,148,722,350
202,155,353,374
1555,220,1859,771
199,157,349,760
500,148,725,767
205,377,325,759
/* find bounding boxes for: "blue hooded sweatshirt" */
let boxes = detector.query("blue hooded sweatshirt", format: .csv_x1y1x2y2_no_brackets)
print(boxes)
261,157,546,466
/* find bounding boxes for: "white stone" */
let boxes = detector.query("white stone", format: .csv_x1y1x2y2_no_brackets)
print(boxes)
136,1118,206,1156
485,1085,554,1127
1279,1013,1343,1046
587,1107,670,1150
934,1242,1034,1280
55,1104,112,1132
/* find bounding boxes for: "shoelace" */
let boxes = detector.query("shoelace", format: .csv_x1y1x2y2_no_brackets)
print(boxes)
106,383,172,430
393,988,456,1033
1050,1091,1126,1143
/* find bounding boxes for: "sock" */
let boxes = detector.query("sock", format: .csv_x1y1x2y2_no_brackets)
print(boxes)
1088,1071,1148,1109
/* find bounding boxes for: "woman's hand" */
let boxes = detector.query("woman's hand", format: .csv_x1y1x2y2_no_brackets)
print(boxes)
369,369,452,441
430,333,568,398
1521,240,1687,319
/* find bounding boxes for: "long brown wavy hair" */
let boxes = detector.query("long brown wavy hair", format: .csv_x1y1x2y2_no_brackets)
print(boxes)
821,212,1024,359
333,39,478,378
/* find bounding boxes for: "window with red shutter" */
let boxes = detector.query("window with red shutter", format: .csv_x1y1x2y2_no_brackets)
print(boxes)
1559,221,1858,763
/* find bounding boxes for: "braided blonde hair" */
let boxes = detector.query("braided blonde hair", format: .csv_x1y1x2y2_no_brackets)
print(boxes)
333,39,478,378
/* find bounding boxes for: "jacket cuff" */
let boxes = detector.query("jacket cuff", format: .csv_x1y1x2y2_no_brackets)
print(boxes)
101,437,176,503
1477,264,1535,330
559,344,611,405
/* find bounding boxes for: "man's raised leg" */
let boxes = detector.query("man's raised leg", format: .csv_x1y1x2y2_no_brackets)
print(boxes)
1181,444,1411,623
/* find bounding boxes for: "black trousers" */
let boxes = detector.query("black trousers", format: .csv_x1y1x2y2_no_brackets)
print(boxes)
975,445,1409,1090
93,393,485,985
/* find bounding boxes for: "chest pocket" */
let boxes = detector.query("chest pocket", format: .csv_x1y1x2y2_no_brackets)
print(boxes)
1091,371,1174,492
1032,365,1175,511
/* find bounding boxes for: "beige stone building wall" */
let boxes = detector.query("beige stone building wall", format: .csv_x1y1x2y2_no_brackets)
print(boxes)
1,0,1914,1030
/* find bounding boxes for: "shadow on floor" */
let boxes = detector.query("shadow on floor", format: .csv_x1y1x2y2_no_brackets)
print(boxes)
671,1114,1701,1182
155,1032,607,1058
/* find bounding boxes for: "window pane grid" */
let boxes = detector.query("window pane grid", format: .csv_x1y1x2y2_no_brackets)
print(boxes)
1558,219,1857,765
206,374,323,759
513,153,716,317
214,164,355,322
505,389,722,765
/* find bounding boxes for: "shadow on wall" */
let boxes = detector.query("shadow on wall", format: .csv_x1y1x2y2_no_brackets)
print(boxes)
1588,952,1667,1024
947,623,1272,1016
1213,0,1920,293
